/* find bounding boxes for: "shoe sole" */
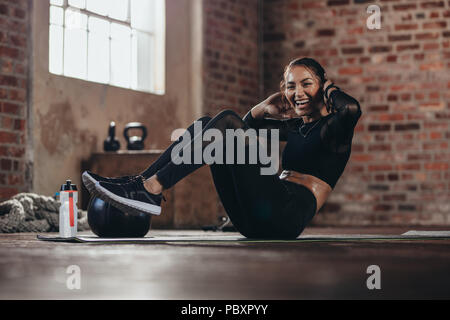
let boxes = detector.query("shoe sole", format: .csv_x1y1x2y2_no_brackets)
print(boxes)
95,181,161,216
82,172,99,196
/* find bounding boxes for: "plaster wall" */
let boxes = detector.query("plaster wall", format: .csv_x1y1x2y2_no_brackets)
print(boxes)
31,0,203,202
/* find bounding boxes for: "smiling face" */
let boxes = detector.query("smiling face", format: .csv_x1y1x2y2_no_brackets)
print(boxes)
284,65,325,119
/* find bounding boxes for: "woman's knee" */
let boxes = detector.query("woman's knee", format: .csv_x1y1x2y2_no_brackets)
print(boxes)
197,116,213,123
212,110,246,129
215,109,241,121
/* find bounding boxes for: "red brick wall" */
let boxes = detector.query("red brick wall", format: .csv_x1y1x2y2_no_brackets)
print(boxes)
262,0,450,225
202,0,261,218
0,0,30,201
203,0,261,116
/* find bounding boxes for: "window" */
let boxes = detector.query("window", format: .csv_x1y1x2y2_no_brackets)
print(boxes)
49,0,165,94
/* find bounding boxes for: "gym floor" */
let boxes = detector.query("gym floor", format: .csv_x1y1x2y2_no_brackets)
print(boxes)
1,226,449,300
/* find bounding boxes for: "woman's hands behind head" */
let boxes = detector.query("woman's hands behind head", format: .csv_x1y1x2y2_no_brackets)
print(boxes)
322,73,336,113
260,92,298,120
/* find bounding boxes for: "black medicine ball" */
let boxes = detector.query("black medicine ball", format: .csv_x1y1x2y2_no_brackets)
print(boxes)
87,197,151,238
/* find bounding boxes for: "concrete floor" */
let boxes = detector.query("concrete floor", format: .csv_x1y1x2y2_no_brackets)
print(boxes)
1,227,450,299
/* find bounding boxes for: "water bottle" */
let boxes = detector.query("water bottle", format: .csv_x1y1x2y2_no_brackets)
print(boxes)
59,180,78,238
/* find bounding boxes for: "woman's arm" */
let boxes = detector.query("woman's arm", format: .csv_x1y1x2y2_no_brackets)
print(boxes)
243,108,287,130
243,110,291,142
321,85,362,153
242,93,297,141
328,88,362,130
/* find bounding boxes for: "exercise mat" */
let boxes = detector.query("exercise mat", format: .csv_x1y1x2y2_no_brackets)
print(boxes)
37,230,450,244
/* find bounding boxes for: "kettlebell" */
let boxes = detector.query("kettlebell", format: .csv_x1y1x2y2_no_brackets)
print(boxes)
124,122,147,150
103,121,120,152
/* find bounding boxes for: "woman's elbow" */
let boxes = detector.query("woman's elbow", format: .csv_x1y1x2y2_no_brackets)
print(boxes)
348,100,362,120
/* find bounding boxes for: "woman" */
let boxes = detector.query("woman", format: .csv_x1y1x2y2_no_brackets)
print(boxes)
83,57,362,239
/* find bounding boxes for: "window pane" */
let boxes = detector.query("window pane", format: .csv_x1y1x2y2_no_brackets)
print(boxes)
65,8,87,30
110,22,130,39
50,0,64,6
50,5,64,26
130,0,153,32
49,24,63,75
108,0,129,21
64,11,88,79
68,0,86,9
88,35,109,83
88,16,109,35
131,31,153,92
88,17,110,83
86,0,108,16
110,23,131,87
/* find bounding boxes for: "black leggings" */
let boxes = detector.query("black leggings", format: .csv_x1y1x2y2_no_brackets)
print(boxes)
139,110,317,239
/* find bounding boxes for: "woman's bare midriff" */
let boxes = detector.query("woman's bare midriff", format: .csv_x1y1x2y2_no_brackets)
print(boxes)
279,170,332,213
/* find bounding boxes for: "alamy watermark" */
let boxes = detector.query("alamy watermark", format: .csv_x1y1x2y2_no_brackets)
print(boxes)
66,265,81,290
54,265,81,290
366,265,381,290
367,5,381,30
170,121,280,176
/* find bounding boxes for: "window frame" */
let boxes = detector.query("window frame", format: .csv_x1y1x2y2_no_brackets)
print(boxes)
48,0,166,95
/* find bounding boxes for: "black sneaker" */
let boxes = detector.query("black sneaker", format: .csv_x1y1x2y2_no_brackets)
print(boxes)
82,171,135,195
94,177,164,216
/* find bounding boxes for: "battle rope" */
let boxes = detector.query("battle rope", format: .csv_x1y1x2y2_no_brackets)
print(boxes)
0,193,89,233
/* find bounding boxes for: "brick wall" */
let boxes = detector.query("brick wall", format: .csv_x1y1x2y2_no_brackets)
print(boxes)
203,0,261,116
262,0,450,225
0,0,30,201
201,0,262,218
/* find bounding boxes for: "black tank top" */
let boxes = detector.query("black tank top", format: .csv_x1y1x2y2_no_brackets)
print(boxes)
243,90,362,189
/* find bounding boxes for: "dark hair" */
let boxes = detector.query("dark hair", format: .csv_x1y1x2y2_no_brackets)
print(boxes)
280,57,327,92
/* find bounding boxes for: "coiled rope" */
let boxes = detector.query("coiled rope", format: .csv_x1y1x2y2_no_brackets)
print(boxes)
0,193,89,233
